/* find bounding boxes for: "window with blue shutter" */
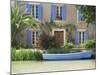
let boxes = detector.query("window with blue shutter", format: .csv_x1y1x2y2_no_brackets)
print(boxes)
38,4,43,21
62,4,66,20
26,30,31,48
26,3,31,14
78,9,84,21
51,5,56,20
75,30,79,47
84,31,88,42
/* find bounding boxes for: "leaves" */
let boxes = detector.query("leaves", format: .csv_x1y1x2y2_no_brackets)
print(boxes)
77,5,96,24
11,6,38,47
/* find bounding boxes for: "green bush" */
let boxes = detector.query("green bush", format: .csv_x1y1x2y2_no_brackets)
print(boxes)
12,40,21,49
47,48,65,54
14,51,24,61
84,39,96,48
64,43,74,48
27,51,35,60
12,49,43,61
33,51,43,60
47,48,81,54
78,44,84,48
40,33,60,49
11,48,16,61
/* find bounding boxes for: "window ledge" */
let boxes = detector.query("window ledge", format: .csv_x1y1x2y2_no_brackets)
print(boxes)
54,20,65,22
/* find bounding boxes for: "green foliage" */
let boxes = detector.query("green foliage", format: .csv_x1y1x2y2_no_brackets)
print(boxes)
64,43,74,48
77,5,96,24
47,48,81,54
78,44,84,48
11,48,16,61
12,40,21,49
84,39,96,48
40,33,60,49
12,49,43,61
11,6,37,48
33,51,43,60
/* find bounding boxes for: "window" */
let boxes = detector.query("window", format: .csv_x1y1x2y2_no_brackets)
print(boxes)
32,32,35,44
79,32,85,43
79,32,81,43
32,31,37,47
32,31,41,47
82,32,84,43
32,5,38,19
56,6,62,20
77,9,85,21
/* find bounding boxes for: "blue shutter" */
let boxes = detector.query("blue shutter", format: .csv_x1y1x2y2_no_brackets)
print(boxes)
75,30,79,47
62,4,66,20
26,4,31,13
51,5,56,20
26,30,31,48
38,4,43,21
78,9,81,21
84,31,88,42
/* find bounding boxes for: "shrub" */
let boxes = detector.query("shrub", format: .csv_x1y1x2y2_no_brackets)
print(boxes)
11,48,16,61
40,33,60,49
47,48,65,54
47,48,81,54
12,49,43,61
78,44,84,48
84,39,96,48
33,50,43,60
12,40,21,49
27,50,35,60
14,51,24,61
64,43,74,48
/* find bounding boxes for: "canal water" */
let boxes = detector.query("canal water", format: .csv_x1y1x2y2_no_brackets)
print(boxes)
12,59,96,74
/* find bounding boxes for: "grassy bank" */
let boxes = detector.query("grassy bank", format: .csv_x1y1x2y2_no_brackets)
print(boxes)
12,48,43,61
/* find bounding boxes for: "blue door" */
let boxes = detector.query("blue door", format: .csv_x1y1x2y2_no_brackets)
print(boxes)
26,30,31,48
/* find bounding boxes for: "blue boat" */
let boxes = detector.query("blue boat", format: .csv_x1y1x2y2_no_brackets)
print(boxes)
43,50,93,60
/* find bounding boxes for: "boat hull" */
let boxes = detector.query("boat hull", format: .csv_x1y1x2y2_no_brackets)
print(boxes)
43,51,93,60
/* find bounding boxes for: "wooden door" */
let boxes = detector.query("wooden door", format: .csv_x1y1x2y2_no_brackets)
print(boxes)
54,31,64,45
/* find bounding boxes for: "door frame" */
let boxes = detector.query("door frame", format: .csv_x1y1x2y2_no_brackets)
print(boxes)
52,28,66,45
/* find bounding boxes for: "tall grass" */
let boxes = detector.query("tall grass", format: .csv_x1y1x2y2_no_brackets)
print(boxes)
11,48,43,61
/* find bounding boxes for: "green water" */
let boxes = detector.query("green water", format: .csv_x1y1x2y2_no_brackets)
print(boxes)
12,59,96,74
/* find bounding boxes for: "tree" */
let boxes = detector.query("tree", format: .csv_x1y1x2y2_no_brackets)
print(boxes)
77,5,96,24
11,6,38,47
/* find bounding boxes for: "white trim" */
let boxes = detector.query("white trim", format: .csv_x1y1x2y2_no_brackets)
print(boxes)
31,4,38,19
78,31,85,44
77,29,87,32
52,28,66,45
81,32,83,44
56,6,62,18
31,31,37,47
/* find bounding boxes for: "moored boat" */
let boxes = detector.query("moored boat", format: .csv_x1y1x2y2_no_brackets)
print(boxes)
42,50,93,60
